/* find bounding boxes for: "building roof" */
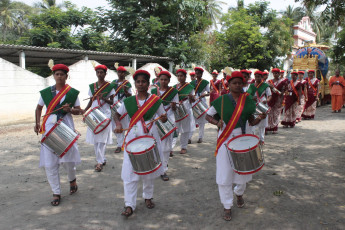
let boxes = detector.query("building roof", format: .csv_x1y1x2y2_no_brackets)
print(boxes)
0,44,173,68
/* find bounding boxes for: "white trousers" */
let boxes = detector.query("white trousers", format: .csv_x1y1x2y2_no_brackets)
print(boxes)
180,132,190,149
124,179,154,210
218,183,246,209
45,162,76,195
94,142,107,164
115,132,124,148
258,126,265,142
198,123,205,139
188,130,194,139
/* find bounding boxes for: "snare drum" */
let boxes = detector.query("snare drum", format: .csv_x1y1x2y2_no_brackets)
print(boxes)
226,134,264,175
111,101,122,118
125,135,162,175
174,100,189,122
192,99,209,119
41,119,80,158
83,106,110,134
156,118,177,141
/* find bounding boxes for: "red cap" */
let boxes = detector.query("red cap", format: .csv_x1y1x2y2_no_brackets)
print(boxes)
240,69,248,74
291,71,298,75
272,68,280,73
212,71,218,75
247,70,252,74
254,70,263,75
176,69,187,75
189,71,195,76
133,70,150,79
117,66,126,72
95,65,107,71
158,70,171,78
308,69,315,73
52,64,69,73
280,70,285,73
298,71,305,74
263,71,269,75
226,71,245,82
194,67,204,72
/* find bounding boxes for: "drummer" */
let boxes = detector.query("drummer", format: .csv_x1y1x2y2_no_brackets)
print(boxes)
210,70,220,105
151,71,178,181
190,71,196,82
191,67,210,143
114,70,167,217
152,66,162,86
34,64,83,206
205,71,266,221
84,65,115,172
112,65,132,153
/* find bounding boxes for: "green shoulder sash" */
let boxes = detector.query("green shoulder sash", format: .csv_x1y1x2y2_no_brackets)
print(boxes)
124,95,163,121
191,79,209,94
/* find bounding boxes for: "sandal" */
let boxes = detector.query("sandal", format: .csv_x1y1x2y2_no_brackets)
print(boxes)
223,209,232,221
95,163,103,172
188,139,192,144
180,149,187,154
114,147,122,153
161,173,169,181
236,195,245,208
70,178,78,195
170,151,173,157
51,194,61,206
121,206,133,217
145,199,155,209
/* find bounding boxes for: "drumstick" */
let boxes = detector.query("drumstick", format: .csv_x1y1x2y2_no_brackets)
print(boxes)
162,100,179,104
83,92,107,101
42,107,64,117
146,115,166,126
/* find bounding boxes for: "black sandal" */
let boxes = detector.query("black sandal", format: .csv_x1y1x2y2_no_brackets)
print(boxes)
70,178,78,195
95,163,103,172
161,173,169,181
121,206,133,217
51,194,61,206
223,209,232,221
145,199,155,209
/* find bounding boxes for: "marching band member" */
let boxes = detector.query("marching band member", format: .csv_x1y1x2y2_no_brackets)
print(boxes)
151,71,178,181
280,70,285,80
281,71,302,128
151,66,162,87
190,71,196,82
84,65,115,172
210,70,220,105
219,71,229,95
174,69,196,154
329,69,345,113
247,70,272,145
205,71,266,221
112,66,132,153
266,68,288,134
191,67,210,143
296,71,308,123
240,70,250,92
114,70,167,217
302,70,320,119
34,64,83,206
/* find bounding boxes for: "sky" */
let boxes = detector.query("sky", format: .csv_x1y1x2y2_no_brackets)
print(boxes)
19,0,302,12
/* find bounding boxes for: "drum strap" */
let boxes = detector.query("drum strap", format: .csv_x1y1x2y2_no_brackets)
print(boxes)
228,94,246,135
51,86,64,121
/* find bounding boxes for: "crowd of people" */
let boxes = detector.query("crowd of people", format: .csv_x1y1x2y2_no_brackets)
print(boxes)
34,63,343,221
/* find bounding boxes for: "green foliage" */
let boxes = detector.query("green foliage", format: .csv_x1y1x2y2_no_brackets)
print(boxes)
331,30,345,68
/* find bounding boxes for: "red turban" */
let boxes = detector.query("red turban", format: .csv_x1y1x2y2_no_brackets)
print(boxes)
226,71,245,82
52,64,69,73
158,71,171,78
95,65,108,71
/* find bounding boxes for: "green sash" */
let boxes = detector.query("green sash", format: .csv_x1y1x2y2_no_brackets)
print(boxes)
190,79,209,94
151,87,178,106
247,82,269,97
112,80,131,94
173,83,194,101
211,94,256,128
124,96,163,121
89,82,114,96
40,86,79,115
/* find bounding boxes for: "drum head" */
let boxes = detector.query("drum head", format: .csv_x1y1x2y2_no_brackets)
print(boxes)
126,136,155,154
227,134,259,152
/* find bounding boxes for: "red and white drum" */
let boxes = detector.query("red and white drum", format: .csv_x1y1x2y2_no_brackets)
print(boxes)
125,135,162,175
226,134,264,175
41,119,80,158
192,99,209,119
174,100,189,122
83,106,110,134
156,118,177,141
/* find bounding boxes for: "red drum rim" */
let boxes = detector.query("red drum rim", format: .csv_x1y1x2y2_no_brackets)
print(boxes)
226,134,259,153
195,108,209,119
134,162,162,175
161,127,177,141
59,134,81,158
93,118,111,134
120,112,127,121
175,113,189,122
192,99,202,108
111,101,121,109
125,135,156,155
233,163,264,175
83,106,101,122
41,119,63,143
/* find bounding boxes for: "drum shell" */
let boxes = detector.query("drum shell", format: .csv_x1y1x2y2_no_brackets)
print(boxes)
174,100,189,122
192,99,209,119
125,136,162,175
226,134,264,175
155,118,177,141
256,102,270,114
41,120,80,158
111,101,122,118
83,107,110,134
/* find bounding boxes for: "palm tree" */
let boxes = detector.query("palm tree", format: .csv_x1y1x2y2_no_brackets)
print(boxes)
203,0,226,29
34,0,64,10
281,5,305,24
